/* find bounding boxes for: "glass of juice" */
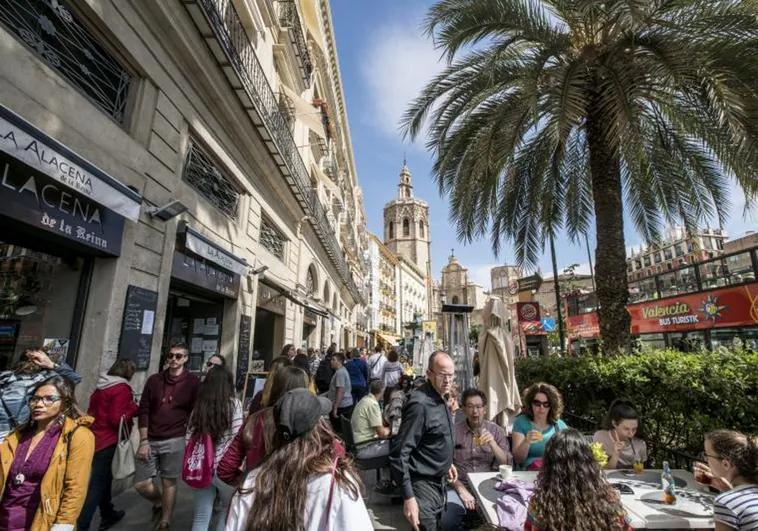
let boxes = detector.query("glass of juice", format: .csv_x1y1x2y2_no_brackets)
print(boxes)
633,461,644,473
695,469,712,485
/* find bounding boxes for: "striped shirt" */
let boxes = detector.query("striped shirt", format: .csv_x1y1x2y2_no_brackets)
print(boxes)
714,484,758,530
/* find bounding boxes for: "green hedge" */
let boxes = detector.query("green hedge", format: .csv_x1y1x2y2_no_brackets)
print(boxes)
514,348,758,464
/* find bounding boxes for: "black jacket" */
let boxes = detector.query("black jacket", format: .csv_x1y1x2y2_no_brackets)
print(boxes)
389,381,454,499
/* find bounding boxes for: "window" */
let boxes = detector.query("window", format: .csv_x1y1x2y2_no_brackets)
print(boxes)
664,247,673,260
451,295,459,304
419,220,425,238
0,0,133,123
643,256,652,268
183,140,241,219
388,222,394,240
259,218,286,261
403,218,410,237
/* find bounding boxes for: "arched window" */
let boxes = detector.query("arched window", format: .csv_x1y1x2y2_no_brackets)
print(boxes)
388,221,394,239
452,295,460,304
403,218,410,237
419,220,425,238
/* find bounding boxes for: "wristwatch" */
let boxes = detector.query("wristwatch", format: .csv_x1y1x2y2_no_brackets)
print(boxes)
52,362,60,370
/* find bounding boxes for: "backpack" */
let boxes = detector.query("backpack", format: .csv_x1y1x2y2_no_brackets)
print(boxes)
314,357,334,394
181,433,214,489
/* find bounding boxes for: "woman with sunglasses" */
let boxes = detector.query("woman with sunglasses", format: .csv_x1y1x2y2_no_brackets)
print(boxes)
0,376,95,530
694,430,758,530
202,354,226,380
512,382,568,470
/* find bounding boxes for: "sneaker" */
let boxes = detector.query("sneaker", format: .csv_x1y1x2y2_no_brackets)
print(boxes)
99,510,125,531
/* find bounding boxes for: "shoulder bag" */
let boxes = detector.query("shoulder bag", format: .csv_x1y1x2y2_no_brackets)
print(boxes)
112,415,136,480
322,456,340,531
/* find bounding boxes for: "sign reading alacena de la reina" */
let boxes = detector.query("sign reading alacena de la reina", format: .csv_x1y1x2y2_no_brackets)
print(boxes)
0,106,141,221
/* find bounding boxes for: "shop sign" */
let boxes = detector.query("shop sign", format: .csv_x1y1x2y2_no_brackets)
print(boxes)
0,155,124,255
516,274,542,293
256,283,286,315
629,284,758,334
171,251,240,298
567,312,600,338
422,320,437,334
0,107,141,221
517,302,541,322
184,226,248,276
303,309,318,326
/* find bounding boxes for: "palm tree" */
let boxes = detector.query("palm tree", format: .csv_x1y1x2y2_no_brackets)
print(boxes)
402,0,758,352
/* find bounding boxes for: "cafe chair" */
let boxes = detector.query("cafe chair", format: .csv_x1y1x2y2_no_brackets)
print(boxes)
340,414,390,483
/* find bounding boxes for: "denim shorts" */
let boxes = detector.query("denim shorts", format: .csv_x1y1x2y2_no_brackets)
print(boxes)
134,436,185,483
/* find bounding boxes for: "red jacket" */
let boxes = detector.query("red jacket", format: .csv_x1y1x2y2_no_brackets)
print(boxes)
88,375,139,452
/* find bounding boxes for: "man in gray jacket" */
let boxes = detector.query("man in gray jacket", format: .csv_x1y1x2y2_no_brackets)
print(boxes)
0,347,81,442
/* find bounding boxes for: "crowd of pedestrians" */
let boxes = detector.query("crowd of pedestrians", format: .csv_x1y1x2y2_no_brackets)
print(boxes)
0,343,756,531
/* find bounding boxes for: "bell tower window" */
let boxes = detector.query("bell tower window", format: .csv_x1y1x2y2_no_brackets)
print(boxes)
403,218,410,237
388,221,394,239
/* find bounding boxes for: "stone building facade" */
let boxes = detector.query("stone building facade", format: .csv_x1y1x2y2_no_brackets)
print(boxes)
0,0,367,401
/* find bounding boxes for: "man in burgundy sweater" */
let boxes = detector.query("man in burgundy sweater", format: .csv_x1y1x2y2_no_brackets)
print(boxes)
134,342,200,530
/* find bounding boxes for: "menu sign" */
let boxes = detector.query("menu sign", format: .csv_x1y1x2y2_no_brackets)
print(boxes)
236,314,252,390
629,284,758,334
118,285,159,370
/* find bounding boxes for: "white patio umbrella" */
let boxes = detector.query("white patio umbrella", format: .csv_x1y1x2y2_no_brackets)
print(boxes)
477,296,522,431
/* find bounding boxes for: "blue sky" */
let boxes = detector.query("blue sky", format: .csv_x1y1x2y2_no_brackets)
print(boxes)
329,0,756,289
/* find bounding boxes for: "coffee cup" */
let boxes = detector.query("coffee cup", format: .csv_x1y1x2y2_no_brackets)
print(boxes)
498,464,513,481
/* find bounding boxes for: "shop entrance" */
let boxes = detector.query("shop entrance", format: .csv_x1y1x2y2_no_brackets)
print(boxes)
163,289,224,374
0,239,91,370
253,307,283,369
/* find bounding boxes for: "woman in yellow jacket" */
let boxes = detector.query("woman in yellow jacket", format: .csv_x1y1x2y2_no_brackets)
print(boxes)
0,375,95,530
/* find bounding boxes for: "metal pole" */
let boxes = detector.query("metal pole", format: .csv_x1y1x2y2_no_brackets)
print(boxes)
585,232,597,293
550,232,566,356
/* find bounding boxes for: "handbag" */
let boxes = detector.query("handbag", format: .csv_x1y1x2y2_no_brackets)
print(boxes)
112,415,136,480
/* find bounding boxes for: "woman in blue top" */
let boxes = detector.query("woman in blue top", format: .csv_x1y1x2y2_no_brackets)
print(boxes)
512,382,568,470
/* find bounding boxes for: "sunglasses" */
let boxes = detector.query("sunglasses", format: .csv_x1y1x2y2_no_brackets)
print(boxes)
532,400,551,409
206,361,220,368
29,395,62,406
167,353,186,360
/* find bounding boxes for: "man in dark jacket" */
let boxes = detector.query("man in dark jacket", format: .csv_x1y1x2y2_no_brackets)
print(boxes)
390,351,457,531
134,342,200,529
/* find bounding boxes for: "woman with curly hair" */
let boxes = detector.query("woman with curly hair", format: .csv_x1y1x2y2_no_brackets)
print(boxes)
526,429,632,531
694,430,758,530
512,382,568,470
225,389,371,530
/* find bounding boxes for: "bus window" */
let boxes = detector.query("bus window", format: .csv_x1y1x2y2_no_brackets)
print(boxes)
711,328,742,350
637,333,665,350
658,265,698,298
724,251,755,285
630,277,658,303
669,332,705,352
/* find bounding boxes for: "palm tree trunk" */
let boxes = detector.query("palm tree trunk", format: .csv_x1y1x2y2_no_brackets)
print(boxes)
549,232,566,356
586,99,631,353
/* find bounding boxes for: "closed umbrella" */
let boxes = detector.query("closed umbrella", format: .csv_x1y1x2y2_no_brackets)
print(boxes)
478,296,522,430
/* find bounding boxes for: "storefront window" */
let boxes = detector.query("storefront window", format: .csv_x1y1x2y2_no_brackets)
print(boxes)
0,242,86,370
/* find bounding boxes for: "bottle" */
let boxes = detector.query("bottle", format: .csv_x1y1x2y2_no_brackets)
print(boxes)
661,462,676,504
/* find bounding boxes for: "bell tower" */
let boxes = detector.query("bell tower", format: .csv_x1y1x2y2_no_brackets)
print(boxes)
383,159,430,272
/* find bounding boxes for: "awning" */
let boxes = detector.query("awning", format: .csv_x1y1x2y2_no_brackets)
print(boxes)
259,276,328,317
374,330,402,345
520,321,547,336
280,84,325,138
181,223,249,276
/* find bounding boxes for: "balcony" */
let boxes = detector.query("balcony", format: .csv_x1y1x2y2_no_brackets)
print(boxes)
277,0,313,86
183,0,362,303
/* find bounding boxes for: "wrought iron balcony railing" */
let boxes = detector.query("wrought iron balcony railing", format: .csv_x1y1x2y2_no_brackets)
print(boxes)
184,0,362,302
277,0,313,86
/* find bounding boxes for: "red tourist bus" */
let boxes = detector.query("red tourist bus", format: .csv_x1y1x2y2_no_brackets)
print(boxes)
566,245,758,354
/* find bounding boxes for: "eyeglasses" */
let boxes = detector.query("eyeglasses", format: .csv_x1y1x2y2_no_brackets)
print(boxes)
430,370,455,382
29,395,61,406
700,451,720,461
167,353,186,360
206,361,220,368
532,400,551,409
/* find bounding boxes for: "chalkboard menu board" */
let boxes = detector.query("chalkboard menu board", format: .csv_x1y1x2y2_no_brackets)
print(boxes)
236,314,251,390
118,285,159,370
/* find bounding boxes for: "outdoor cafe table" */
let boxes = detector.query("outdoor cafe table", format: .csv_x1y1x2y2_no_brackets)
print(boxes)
468,469,716,529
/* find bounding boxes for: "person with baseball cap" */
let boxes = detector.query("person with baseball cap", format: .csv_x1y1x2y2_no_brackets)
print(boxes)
225,389,372,530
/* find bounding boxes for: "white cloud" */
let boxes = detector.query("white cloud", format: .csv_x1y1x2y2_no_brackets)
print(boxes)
360,17,443,143
466,263,500,291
